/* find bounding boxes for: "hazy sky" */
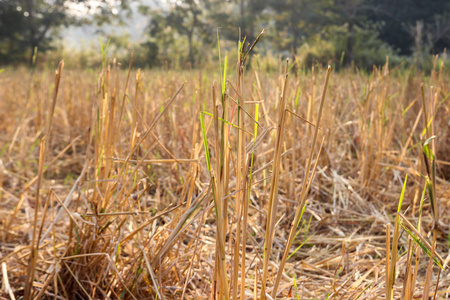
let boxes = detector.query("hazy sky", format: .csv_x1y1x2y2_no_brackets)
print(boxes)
62,0,161,48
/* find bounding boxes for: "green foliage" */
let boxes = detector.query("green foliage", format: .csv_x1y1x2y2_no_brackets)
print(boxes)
398,175,408,213
267,0,324,54
0,0,134,65
0,0,64,64
139,0,218,68
138,0,448,70
400,222,444,270
366,0,450,55
136,41,159,68
2,0,449,69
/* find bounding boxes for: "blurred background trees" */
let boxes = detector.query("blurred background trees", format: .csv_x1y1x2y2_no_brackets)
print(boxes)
0,0,133,65
1,0,449,69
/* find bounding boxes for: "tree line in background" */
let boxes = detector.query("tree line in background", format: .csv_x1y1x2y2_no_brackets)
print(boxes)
1,0,450,69
0,0,132,65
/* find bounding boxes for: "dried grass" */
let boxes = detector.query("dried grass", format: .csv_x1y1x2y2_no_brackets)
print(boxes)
0,49,449,299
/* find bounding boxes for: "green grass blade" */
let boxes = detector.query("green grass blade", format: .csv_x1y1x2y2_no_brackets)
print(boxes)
426,179,436,218
201,111,253,136
354,282,372,300
288,234,314,260
293,275,300,300
401,223,444,269
222,56,228,96
398,175,407,212
423,136,436,160
200,112,212,174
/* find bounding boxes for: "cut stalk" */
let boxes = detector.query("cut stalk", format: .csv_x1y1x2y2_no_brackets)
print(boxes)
260,59,290,299
271,66,331,298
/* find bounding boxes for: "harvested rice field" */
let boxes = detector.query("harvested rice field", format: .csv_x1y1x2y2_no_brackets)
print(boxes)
0,50,450,299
